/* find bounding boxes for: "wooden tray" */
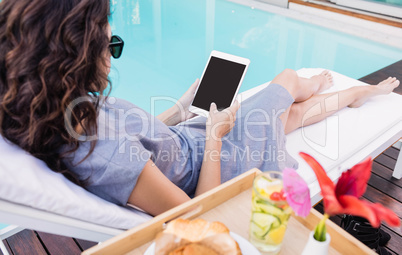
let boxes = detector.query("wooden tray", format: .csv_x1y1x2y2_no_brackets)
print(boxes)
82,168,375,255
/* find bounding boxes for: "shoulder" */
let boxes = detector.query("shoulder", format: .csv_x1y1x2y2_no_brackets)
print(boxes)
101,97,140,111
98,97,152,126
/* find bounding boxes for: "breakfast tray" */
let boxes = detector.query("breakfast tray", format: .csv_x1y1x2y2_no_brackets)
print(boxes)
82,168,376,255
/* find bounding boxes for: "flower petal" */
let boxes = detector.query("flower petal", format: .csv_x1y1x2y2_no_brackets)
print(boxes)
335,158,372,197
283,168,311,217
337,195,381,228
299,152,342,214
361,201,400,227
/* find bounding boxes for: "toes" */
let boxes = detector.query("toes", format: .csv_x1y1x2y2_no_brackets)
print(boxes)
379,77,395,85
320,70,332,81
321,70,329,76
388,77,397,84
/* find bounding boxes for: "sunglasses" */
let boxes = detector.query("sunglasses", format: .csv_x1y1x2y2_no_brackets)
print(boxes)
109,35,124,59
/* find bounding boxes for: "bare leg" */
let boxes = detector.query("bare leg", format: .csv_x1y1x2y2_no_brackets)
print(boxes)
271,69,333,103
283,77,400,134
272,69,333,130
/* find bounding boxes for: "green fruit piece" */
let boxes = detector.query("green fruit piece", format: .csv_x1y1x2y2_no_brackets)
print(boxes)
252,212,278,229
250,221,269,239
257,202,283,216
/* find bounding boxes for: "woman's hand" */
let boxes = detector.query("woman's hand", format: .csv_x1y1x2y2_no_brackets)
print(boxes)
175,79,199,123
157,79,199,126
195,100,240,196
206,101,240,141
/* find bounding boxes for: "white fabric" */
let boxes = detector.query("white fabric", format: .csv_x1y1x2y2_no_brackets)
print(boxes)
0,137,152,230
238,68,402,201
0,68,401,230
287,68,402,185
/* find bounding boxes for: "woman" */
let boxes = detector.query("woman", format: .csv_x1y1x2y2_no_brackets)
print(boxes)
0,0,399,217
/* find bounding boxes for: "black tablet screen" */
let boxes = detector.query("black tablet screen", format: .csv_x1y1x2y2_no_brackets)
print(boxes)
192,56,246,111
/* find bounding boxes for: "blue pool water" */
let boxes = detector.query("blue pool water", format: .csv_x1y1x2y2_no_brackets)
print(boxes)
109,0,402,114
369,0,402,6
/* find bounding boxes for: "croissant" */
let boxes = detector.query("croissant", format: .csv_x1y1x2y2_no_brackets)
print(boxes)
155,219,242,255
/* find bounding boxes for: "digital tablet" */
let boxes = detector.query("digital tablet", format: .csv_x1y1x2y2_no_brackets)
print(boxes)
189,50,250,117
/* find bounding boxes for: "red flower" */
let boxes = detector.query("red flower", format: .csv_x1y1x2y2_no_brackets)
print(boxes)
299,152,400,228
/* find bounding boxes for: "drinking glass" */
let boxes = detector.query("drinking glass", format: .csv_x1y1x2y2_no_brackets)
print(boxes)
249,172,292,254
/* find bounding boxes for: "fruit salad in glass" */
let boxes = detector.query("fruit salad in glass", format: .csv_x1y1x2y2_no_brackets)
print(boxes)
249,172,292,254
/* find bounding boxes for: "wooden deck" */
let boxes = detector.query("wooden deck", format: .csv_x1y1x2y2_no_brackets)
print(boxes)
1,61,402,254
289,0,402,28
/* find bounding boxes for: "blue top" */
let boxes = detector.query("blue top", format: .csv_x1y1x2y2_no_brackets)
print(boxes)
63,83,298,206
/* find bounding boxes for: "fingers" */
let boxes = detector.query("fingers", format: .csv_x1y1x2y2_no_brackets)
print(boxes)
229,100,240,114
190,78,199,94
222,100,240,119
209,102,217,113
209,101,240,116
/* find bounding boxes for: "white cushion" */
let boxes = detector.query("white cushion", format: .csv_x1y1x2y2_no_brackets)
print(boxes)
0,68,401,229
287,68,402,184
238,68,402,203
0,137,152,229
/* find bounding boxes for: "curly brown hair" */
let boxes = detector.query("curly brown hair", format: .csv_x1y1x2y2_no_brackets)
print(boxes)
0,0,111,184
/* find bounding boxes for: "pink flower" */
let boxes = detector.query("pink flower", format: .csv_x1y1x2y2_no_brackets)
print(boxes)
283,168,311,217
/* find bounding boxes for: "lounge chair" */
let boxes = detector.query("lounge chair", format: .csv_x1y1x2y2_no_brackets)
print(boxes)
239,68,402,204
0,68,401,246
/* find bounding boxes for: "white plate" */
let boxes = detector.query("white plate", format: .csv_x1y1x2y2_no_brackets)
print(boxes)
144,231,260,255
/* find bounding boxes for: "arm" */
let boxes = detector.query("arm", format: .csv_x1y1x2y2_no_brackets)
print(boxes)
195,101,240,196
156,79,199,126
128,101,240,215
127,160,191,216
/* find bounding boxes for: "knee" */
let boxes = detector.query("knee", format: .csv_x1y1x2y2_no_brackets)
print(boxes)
274,69,298,85
280,68,297,79
272,69,299,99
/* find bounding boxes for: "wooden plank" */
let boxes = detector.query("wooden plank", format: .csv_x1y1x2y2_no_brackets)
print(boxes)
289,0,402,28
292,210,376,255
74,239,97,251
382,147,401,161
372,161,402,188
196,190,375,255
314,202,402,253
386,247,398,255
36,231,81,255
359,60,402,95
5,230,47,255
83,169,260,255
375,154,397,171
1,240,13,255
363,185,402,218
84,168,375,255
361,197,402,237
5,61,402,254
367,174,402,202
382,225,402,254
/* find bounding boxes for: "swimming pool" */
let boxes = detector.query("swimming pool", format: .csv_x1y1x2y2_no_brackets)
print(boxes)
334,0,402,17
370,0,402,6
109,0,402,115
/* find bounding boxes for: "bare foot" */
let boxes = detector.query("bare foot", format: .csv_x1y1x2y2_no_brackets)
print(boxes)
376,77,400,94
349,77,400,108
311,70,334,94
